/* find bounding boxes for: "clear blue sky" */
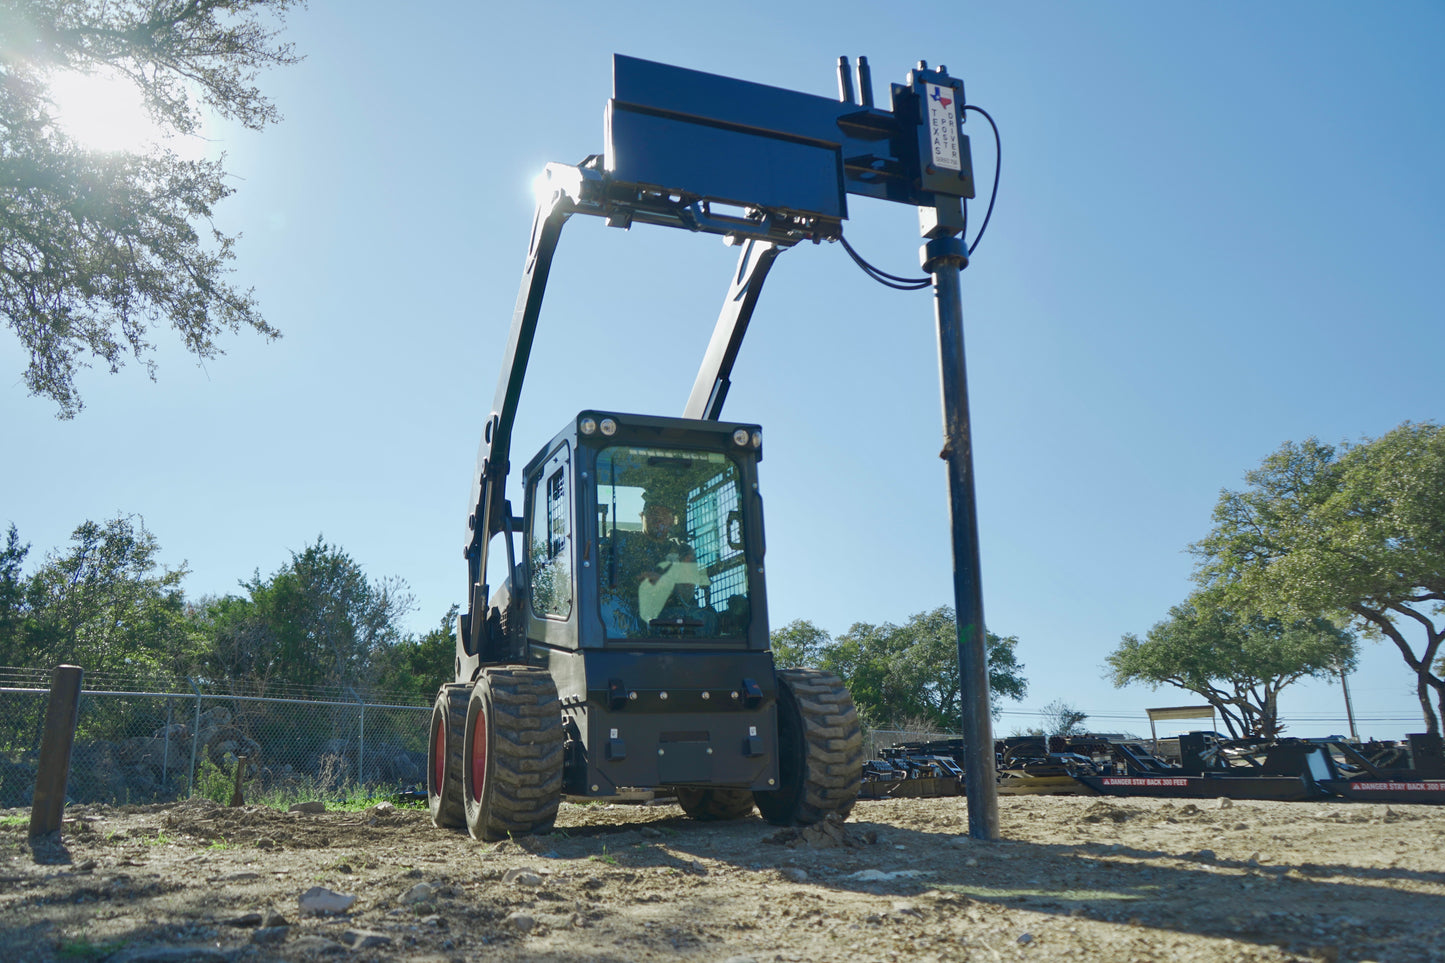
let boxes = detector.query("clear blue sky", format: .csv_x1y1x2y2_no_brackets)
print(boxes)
4,2,1442,737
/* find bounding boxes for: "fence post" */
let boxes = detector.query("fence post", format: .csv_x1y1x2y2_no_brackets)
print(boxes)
357,695,366,791
188,678,202,798
162,696,172,788
29,665,84,837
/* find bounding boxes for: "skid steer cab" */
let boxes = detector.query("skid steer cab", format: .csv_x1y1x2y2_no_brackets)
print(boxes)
428,411,863,840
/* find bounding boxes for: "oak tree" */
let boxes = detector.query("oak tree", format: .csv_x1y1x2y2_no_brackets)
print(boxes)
770,608,1027,730
1,0,301,416
1108,590,1355,739
1192,423,1445,733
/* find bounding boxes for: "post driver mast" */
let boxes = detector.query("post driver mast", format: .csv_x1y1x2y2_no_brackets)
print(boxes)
461,54,1001,839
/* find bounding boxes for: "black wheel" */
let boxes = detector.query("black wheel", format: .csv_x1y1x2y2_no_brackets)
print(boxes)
754,668,863,826
676,787,755,821
428,684,469,829
462,666,564,841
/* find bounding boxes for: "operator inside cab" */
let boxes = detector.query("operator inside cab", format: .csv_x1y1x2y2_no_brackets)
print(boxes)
606,494,708,625
596,445,749,640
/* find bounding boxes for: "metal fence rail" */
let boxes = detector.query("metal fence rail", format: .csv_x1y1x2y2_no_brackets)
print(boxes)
0,675,431,807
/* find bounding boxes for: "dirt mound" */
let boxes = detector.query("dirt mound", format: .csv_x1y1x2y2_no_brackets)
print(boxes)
762,813,879,848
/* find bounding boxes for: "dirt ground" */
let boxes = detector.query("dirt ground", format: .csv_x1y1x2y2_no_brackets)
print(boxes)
3,793,1444,963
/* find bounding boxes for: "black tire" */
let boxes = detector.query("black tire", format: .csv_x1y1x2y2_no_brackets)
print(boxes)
676,787,756,821
462,666,564,841
754,668,863,826
428,684,470,830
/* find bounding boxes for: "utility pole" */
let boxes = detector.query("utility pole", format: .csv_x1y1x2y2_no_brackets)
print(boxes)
1340,667,1358,741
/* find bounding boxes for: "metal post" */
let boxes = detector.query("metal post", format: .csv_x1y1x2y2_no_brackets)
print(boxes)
188,678,202,798
1340,669,1358,741
357,696,366,791
162,697,171,788
29,665,84,838
922,233,999,841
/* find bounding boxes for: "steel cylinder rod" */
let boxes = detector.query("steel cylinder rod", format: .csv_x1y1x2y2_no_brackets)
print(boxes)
922,234,998,841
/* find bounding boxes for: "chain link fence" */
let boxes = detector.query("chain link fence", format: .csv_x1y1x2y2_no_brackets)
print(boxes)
0,668,432,807
0,666,974,807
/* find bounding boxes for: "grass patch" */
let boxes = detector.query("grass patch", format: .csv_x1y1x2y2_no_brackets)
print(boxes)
246,783,419,812
0,814,27,828
58,937,126,959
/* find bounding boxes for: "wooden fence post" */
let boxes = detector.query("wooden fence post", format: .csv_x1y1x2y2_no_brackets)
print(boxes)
29,665,84,838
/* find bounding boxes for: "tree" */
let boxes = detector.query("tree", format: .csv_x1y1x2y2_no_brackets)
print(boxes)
770,618,831,670
1040,699,1088,738
1108,590,1357,739
1193,423,1445,733
371,604,458,703
15,515,196,679
194,537,413,695
770,607,1028,730
0,524,32,661
1,0,302,416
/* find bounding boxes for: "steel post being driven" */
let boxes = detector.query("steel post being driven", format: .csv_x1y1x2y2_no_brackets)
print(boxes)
922,234,999,841
29,664,84,838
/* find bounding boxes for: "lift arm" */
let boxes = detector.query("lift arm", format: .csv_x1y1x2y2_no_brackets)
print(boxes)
462,190,573,654
461,60,996,841
684,239,783,421
461,162,823,655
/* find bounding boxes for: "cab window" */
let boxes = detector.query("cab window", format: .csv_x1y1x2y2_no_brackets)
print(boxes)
529,458,572,619
595,445,750,640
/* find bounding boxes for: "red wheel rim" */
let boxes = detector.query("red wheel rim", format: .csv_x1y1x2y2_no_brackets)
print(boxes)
470,704,488,804
432,718,446,792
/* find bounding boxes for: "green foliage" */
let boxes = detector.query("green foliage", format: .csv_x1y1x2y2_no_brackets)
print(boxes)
1192,422,1445,732
2,515,198,678
1040,699,1088,738
770,607,1027,730
770,619,831,670
370,605,458,702
1109,589,1356,738
192,756,235,805
0,0,302,416
0,525,28,653
57,937,126,960
192,537,414,695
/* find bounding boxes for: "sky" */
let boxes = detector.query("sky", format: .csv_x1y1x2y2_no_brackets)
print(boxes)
4,2,1443,739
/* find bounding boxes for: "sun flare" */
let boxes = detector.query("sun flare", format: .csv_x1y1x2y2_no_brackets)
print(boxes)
44,69,171,154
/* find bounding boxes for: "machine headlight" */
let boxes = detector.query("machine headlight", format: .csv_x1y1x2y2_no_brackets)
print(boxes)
751,430,762,449
600,417,618,436
579,417,597,436
732,428,750,447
